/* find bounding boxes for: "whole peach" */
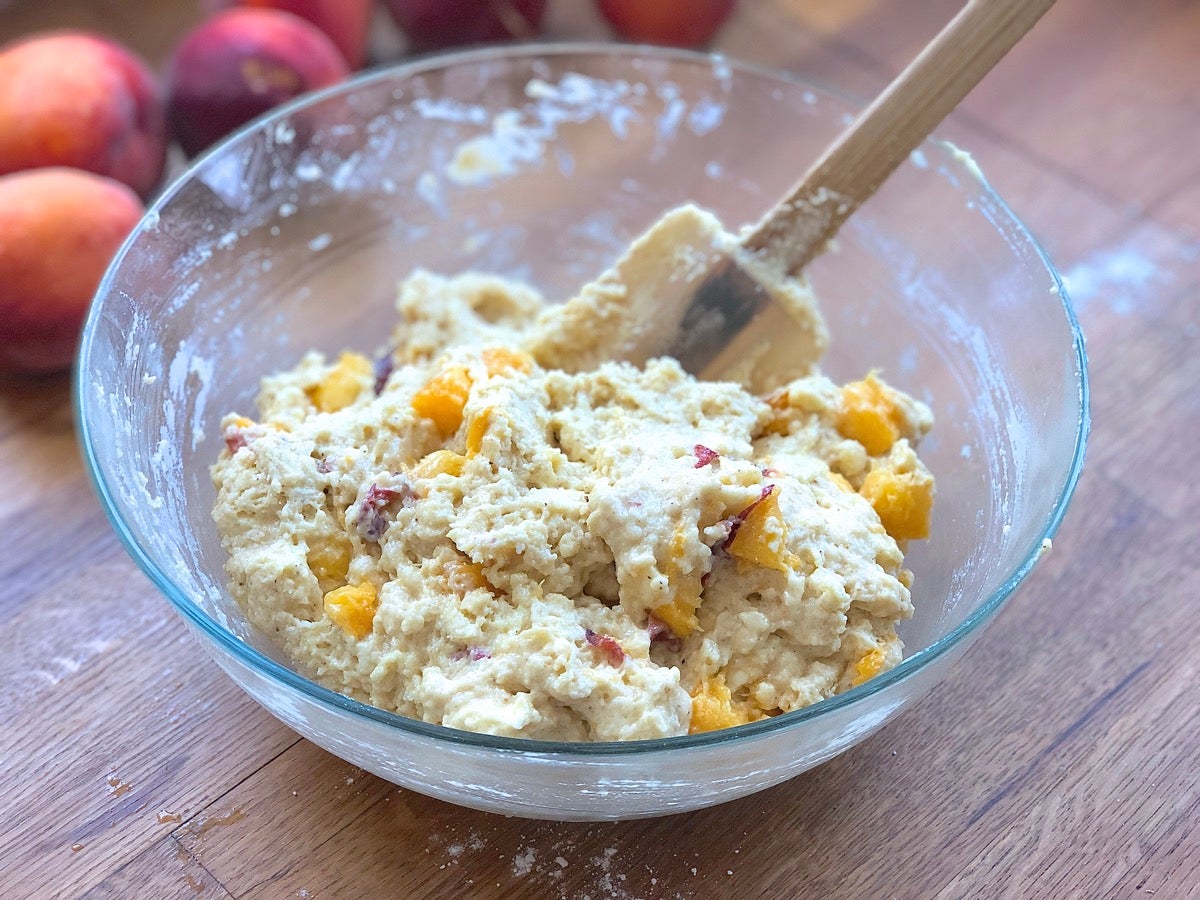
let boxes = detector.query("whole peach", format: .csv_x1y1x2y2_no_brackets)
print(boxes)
597,0,736,47
0,169,143,376
236,0,373,68
0,32,168,199
384,0,547,50
167,8,350,157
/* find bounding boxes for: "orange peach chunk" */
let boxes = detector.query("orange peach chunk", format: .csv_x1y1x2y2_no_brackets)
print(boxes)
465,407,492,458
445,558,494,595
860,465,934,541
411,449,467,478
654,527,703,637
411,365,472,436
851,645,890,687
307,536,352,584
481,347,533,375
726,487,792,573
307,351,372,412
323,582,378,638
651,597,699,640
837,373,901,455
689,674,753,734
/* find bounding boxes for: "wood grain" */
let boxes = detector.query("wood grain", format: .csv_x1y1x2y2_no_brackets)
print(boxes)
2,0,1198,897
746,0,1057,274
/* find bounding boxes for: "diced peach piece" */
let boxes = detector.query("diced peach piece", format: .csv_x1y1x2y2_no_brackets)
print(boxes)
166,8,348,157
411,449,466,478
481,347,532,375
465,407,492,458
445,558,494,595
411,365,472,436
689,674,752,734
851,645,890,687
860,465,934,541
306,351,372,413
651,596,700,640
323,581,377,638
307,536,352,583
837,373,901,455
655,527,703,637
762,387,792,436
726,487,792,573
0,33,168,198
0,168,143,375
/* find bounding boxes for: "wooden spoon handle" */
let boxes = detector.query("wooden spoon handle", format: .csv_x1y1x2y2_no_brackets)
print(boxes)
742,0,1057,275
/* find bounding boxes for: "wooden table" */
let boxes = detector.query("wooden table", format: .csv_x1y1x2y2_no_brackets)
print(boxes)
3,2,1197,897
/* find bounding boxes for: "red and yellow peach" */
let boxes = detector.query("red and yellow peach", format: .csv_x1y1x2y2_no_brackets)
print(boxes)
0,33,168,199
0,169,143,376
236,0,373,69
166,8,350,157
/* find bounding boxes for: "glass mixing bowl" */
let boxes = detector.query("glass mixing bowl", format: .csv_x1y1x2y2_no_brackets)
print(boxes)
76,44,1087,821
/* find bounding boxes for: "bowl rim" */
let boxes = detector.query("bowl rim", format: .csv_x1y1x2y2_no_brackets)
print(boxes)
75,41,1090,757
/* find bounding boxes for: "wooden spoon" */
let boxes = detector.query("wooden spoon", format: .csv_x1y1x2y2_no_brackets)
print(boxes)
530,0,1057,386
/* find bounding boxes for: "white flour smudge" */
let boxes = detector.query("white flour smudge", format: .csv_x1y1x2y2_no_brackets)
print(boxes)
1062,241,1167,316
513,846,537,877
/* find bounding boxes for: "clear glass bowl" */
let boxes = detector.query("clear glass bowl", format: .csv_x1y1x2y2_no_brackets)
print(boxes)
76,44,1088,821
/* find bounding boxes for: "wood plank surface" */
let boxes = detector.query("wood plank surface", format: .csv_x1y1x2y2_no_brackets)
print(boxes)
2,1,1197,897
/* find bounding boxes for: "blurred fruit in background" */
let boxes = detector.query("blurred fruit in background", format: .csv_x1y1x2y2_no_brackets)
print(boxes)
0,0,746,377
383,0,546,52
0,33,168,199
597,0,735,47
0,168,144,376
166,7,349,157
225,0,373,68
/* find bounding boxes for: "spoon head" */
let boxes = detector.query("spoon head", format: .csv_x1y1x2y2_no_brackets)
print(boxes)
529,204,828,392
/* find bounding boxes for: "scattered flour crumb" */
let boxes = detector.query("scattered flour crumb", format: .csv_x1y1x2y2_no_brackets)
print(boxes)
513,846,536,877
555,856,568,868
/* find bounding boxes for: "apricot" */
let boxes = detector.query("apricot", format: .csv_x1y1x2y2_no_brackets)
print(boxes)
236,0,373,68
0,169,143,376
0,33,167,199
166,8,350,157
